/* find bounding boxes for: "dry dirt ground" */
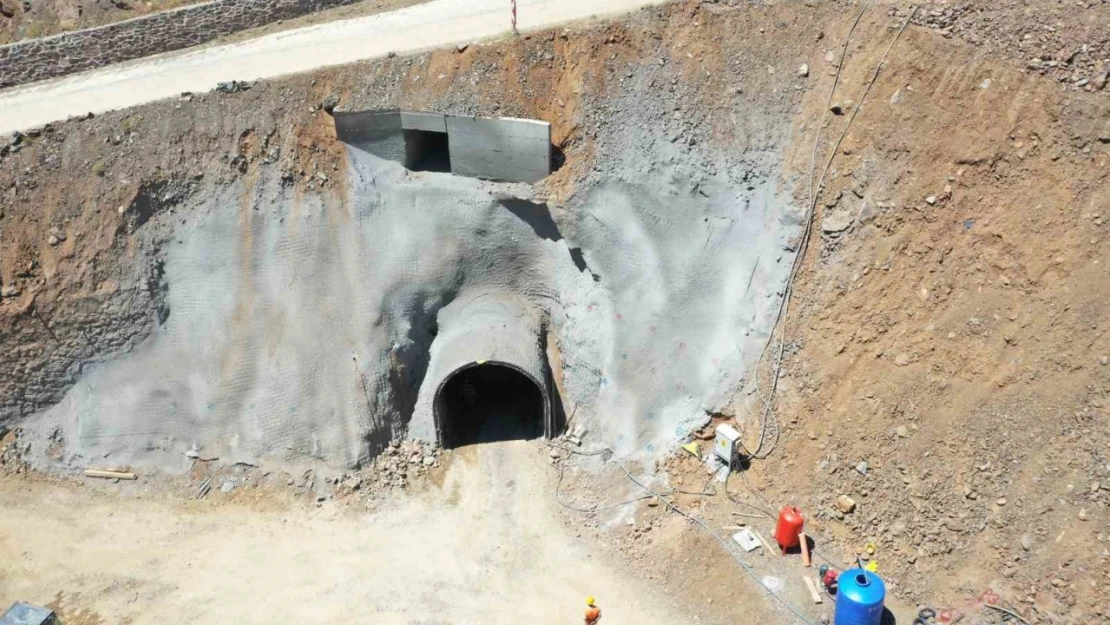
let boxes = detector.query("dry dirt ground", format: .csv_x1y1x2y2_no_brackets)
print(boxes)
0,441,696,625
2,1,1110,624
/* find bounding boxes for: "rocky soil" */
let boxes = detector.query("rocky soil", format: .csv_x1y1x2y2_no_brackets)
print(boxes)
737,3,1110,623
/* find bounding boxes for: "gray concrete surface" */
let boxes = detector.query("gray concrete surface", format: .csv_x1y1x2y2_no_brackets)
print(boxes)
332,109,406,162
335,110,552,183
446,115,551,183
411,290,553,446
23,131,799,470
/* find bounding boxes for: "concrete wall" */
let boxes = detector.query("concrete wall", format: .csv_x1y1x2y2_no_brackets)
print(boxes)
0,0,365,88
334,110,552,184
446,116,551,184
332,110,406,163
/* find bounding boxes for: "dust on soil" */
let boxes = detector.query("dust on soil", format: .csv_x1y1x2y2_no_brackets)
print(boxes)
0,441,691,624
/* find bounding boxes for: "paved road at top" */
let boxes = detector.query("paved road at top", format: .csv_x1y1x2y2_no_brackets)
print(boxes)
0,0,664,135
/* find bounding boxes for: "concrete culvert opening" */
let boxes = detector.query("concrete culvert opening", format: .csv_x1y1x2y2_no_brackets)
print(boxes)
403,129,451,173
434,362,545,448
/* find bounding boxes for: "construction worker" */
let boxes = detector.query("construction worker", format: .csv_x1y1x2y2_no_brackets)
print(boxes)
584,596,601,624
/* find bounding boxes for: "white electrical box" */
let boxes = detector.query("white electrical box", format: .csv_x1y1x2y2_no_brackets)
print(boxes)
714,424,742,466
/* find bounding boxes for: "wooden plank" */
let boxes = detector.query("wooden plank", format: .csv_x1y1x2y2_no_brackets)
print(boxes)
84,469,137,480
803,576,824,604
800,532,812,567
752,529,775,553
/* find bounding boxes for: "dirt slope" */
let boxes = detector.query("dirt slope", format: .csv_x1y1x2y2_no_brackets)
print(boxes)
745,5,1110,623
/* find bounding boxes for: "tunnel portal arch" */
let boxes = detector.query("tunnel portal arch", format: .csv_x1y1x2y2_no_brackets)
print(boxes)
410,292,560,449
433,360,548,448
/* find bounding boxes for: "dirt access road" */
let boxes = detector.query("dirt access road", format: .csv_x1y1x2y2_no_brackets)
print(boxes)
0,441,688,624
0,0,667,136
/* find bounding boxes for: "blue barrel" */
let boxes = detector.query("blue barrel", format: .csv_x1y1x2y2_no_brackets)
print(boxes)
834,568,886,625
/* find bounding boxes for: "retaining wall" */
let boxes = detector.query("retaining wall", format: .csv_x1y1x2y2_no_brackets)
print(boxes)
0,0,363,89
334,109,553,183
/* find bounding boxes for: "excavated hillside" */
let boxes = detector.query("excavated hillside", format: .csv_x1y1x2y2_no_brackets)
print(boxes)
2,1,1110,624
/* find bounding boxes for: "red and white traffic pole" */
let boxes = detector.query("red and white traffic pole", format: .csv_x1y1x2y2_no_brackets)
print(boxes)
511,0,518,34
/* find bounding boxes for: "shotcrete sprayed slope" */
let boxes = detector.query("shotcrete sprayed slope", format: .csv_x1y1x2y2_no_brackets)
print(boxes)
26,129,799,469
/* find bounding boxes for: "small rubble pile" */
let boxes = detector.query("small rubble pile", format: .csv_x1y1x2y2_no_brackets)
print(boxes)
905,2,1109,94
354,439,441,495
0,426,29,475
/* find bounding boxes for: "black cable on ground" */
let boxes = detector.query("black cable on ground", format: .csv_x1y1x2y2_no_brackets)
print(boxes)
614,458,819,625
745,2,873,461
544,440,818,625
723,467,776,519
747,4,918,462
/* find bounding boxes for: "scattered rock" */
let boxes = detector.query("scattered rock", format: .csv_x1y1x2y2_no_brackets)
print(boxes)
1099,356,1108,366
836,494,856,514
925,196,937,206
895,425,909,438
824,50,836,64
48,235,61,246
0,285,19,298
1078,508,1088,521
215,80,251,94
321,93,340,113
829,103,844,115
220,480,235,493
1021,534,1034,551
894,354,910,367
821,211,853,234
889,89,904,105
1093,71,1108,91
996,497,1007,506
855,461,869,476
797,64,809,78
456,43,469,53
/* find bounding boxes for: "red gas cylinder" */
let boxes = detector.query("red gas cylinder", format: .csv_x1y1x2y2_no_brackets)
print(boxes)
774,506,805,553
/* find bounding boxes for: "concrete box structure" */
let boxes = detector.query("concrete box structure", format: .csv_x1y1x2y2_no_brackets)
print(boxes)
445,115,551,183
332,109,552,184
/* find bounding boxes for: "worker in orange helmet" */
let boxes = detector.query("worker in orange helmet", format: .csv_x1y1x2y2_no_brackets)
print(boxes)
584,595,601,624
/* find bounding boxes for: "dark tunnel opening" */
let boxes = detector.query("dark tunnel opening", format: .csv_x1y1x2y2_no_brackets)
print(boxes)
403,129,452,173
434,363,545,448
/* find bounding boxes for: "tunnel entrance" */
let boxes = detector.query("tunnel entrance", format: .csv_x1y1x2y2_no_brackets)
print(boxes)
403,129,451,173
433,362,545,448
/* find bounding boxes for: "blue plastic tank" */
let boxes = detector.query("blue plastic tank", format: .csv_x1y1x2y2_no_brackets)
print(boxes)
834,569,886,625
